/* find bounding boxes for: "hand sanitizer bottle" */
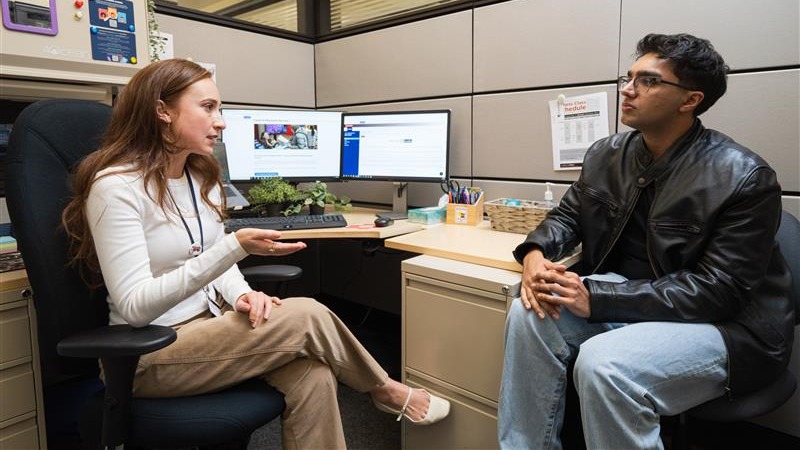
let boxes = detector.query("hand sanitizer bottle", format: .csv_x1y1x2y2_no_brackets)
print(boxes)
544,182,556,209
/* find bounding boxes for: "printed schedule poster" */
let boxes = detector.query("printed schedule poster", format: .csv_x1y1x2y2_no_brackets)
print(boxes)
89,0,138,64
548,92,609,170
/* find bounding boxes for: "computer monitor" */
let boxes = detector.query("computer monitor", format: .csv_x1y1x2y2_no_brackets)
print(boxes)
220,108,342,182
340,110,450,215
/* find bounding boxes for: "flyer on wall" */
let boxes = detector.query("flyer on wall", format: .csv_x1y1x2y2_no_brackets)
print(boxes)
548,92,609,171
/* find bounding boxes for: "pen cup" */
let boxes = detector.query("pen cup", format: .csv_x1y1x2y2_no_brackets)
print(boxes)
446,192,484,226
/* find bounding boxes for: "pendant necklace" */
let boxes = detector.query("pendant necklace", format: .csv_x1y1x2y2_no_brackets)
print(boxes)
167,167,219,311
166,166,204,258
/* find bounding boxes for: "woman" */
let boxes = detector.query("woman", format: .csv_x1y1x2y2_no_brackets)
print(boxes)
61,58,449,449
259,130,276,149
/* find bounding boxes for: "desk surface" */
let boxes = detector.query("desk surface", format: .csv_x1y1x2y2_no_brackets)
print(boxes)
385,220,581,272
276,207,423,240
0,269,28,290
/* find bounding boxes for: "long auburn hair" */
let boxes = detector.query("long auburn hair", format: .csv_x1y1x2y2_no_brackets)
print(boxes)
62,59,227,285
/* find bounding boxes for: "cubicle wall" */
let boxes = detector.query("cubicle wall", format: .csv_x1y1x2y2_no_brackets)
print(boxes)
315,0,800,216
155,14,315,108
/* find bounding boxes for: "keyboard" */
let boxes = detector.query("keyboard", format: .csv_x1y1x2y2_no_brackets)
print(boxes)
225,213,348,232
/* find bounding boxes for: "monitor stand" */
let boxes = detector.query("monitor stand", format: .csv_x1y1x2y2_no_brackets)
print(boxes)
380,182,408,220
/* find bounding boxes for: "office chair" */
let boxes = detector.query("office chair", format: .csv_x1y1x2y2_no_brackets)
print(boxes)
5,98,290,449
672,209,799,449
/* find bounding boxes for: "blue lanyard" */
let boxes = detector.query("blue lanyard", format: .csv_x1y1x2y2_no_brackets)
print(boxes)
167,167,204,257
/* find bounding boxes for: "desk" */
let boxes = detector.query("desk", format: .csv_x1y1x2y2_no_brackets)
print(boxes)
272,214,579,317
385,219,581,272
275,207,422,240
242,207,423,314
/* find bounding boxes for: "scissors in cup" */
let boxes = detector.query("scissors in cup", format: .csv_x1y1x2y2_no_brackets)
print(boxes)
440,180,460,203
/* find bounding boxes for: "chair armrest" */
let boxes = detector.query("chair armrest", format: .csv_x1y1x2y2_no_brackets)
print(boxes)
241,264,303,283
57,324,177,447
57,324,177,358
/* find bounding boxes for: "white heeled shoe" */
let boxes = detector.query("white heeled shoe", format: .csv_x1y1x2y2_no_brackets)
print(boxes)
373,387,450,425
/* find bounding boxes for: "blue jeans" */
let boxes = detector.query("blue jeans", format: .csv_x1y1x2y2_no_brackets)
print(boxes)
498,274,728,450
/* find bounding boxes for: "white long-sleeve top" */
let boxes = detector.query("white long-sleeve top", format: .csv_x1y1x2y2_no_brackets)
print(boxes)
86,166,251,327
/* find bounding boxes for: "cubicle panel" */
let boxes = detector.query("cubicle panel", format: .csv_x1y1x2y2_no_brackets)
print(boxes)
619,0,800,72
473,84,617,181
156,15,315,108
330,176,470,211
473,0,620,92
701,70,799,193
314,11,472,107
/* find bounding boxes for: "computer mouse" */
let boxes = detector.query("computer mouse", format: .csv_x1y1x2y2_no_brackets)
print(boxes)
374,217,394,227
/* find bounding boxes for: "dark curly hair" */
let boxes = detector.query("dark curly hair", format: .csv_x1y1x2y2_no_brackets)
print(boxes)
636,33,729,116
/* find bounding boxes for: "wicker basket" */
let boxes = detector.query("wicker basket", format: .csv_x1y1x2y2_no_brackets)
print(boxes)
485,198,552,234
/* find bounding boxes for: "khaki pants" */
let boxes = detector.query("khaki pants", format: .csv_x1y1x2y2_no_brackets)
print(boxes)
132,297,388,450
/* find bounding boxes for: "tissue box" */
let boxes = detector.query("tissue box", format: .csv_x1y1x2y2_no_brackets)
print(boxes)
446,193,484,226
408,206,446,224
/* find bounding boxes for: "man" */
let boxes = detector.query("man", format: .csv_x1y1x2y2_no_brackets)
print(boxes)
498,33,793,449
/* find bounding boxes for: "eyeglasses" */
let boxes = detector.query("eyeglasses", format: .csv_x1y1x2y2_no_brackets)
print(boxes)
617,75,697,92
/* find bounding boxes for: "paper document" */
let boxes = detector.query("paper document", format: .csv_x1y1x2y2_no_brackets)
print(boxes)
549,92,609,171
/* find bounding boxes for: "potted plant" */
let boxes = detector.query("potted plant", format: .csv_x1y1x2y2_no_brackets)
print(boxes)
298,181,352,215
247,177,297,216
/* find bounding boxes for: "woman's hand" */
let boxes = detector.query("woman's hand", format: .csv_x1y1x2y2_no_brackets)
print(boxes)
235,291,282,328
234,228,307,256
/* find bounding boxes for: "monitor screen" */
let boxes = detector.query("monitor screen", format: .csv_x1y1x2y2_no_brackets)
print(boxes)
340,110,450,183
220,108,342,182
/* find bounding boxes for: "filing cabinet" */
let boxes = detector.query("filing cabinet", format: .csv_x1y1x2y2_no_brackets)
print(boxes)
401,255,520,449
0,270,46,449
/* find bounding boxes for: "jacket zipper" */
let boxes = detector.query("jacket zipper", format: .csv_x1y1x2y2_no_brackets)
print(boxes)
652,222,703,234
645,189,661,278
644,238,661,279
581,183,620,214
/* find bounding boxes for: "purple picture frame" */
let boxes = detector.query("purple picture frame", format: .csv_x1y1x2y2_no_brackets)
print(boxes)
1,0,58,36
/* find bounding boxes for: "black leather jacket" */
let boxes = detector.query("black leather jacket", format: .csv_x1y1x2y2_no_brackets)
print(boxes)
514,120,794,395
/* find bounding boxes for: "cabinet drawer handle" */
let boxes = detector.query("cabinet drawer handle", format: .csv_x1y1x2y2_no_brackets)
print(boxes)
21,288,32,299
